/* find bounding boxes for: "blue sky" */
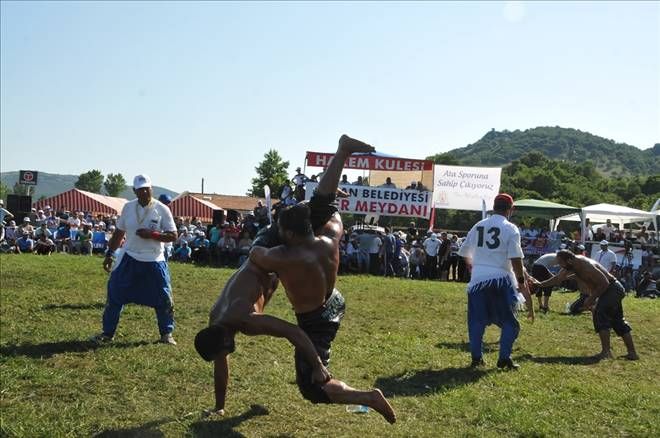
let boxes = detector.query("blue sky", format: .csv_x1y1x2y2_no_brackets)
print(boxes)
1,1,658,195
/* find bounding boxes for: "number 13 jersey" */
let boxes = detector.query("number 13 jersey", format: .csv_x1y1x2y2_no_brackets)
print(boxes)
458,214,524,287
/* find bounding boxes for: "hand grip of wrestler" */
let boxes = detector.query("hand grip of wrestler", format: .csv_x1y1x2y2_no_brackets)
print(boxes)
136,228,158,240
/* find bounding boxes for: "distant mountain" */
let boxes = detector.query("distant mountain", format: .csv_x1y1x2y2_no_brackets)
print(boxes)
432,127,659,177
0,171,178,200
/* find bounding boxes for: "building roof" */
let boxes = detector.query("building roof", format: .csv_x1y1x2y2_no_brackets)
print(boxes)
178,192,265,213
33,189,128,215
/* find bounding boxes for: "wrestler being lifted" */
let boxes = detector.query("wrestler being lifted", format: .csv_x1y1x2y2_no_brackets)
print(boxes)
250,135,397,424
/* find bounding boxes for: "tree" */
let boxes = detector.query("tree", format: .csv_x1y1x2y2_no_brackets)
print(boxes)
248,150,290,198
427,152,460,165
104,173,127,197
75,170,104,193
1,181,11,202
11,181,31,196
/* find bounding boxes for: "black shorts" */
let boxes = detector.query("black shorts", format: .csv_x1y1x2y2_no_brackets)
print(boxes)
294,289,345,404
252,191,338,249
532,264,554,297
593,281,631,336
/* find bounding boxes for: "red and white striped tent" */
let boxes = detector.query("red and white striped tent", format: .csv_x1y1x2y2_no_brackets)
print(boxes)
33,189,128,215
170,193,224,222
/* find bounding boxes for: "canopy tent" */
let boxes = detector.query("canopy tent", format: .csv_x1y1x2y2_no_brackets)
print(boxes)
33,189,128,215
170,194,224,223
510,199,581,220
556,203,655,226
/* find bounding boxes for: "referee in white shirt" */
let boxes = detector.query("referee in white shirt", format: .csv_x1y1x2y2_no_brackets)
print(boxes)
91,175,179,345
458,193,534,370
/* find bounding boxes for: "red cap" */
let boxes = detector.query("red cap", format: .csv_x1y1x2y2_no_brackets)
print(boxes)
494,193,514,206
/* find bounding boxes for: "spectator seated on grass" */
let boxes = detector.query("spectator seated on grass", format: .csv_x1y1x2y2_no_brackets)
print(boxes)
54,223,72,253
4,220,18,245
76,224,94,256
237,231,253,265
17,217,34,239
34,233,55,255
172,240,192,262
635,271,658,298
191,231,210,265
217,232,237,267
15,232,34,254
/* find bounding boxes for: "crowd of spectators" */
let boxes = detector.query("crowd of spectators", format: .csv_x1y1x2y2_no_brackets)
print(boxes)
1,191,657,298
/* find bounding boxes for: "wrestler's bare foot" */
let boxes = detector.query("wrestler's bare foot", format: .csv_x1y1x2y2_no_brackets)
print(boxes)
338,134,375,155
593,351,613,361
623,352,639,361
367,389,396,424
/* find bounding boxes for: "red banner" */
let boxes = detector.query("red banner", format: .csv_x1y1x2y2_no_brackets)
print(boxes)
306,152,433,171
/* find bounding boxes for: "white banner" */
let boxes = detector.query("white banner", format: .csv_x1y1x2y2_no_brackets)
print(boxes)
305,183,432,218
432,165,502,211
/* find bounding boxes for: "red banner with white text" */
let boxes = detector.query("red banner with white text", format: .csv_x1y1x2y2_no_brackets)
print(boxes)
306,152,434,171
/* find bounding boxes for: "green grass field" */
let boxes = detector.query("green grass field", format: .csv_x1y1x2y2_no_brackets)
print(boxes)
1,254,658,437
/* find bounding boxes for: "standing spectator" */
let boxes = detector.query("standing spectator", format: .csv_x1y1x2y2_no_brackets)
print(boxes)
447,235,460,281
352,176,365,186
254,201,269,229
458,193,533,369
15,232,34,254
292,167,309,202
208,222,223,265
438,232,451,280
380,177,396,189
595,240,617,274
601,219,617,241
217,231,237,266
405,181,418,190
158,194,174,260
383,228,397,276
28,207,38,224
340,174,349,185
91,174,178,345
34,233,55,255
423,233,441,279
367,233,383,275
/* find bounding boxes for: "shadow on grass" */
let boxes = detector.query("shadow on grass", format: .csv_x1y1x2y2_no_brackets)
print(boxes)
0,340,151,359
42,302,105,311
189,404,269,438
94,418,170,437
375,367,492,397
517,353,601,366
435,341,498,352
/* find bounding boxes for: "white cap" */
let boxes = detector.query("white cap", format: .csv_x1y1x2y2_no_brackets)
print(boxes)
23,217,30,222
133,174,152,189
559,243,567,249
600,240,608,246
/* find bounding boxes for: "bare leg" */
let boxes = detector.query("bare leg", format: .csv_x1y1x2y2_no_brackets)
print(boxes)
543,296,550,311
594,330,613,360
205,353,229,416
316,135,375,197
621,332,639,360
323,379,396,424
536,295,542,310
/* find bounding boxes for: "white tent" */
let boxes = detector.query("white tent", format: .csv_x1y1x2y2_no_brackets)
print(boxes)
557,203,655,226
556,202,657,242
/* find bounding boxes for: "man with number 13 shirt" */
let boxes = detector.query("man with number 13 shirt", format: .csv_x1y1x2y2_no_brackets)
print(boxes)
458,193,534,370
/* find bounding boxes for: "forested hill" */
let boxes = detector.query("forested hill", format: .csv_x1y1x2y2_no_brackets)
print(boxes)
434,127,659,177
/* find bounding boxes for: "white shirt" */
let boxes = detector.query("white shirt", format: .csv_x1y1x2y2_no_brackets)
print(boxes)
368,236,382,254
423,237,441,256
534,253,558,269
596,249,617,271
116,199,176,262
458,214,524,287
601,224,616,240
292,174,307,186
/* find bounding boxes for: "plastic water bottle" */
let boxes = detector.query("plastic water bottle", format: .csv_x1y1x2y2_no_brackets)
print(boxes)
346,405,369,414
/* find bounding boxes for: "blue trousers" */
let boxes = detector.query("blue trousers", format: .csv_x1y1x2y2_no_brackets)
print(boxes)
102,254,175,337
467,276,520,361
